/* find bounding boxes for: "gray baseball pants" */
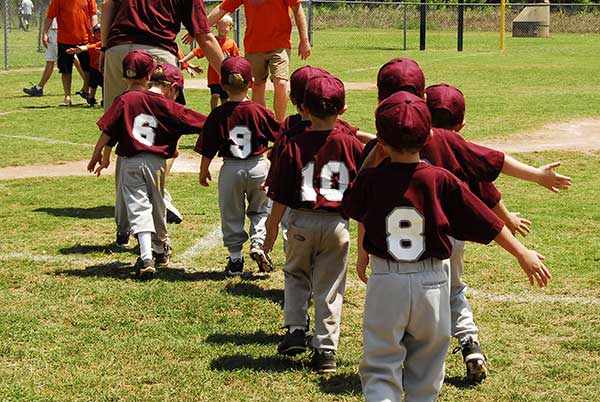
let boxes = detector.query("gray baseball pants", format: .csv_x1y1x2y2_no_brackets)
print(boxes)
360,256,450,402
119,153,169,251
218,155,269,253
283,209,349,351
448,236,478,344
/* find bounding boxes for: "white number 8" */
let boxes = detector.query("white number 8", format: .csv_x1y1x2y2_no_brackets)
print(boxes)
132,113,158,146
229,126,252,159
386,207,425,261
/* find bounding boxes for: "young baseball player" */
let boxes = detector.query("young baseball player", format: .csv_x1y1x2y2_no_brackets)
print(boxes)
195,56,280,276
180,14,240,110
88,50,207,280
67,23,103,106
343,91,552,402
264,74,364,374
361,58,571,382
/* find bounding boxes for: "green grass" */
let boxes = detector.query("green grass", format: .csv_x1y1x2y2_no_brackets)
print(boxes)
1,28,600,401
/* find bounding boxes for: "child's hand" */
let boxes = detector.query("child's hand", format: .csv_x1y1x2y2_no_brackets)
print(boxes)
181,32,194,45
66,46,82,55
263,223,278,254
188,64,203,76
199,170,211,186
517,249,552,288
507,212,532,237
356,250,370,284
87,151,102,174
537,162,572,193
94,157,110,177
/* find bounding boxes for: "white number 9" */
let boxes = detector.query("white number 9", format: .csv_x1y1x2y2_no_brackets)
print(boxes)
229,126,252,159
132,113,158,146
386,207,425,261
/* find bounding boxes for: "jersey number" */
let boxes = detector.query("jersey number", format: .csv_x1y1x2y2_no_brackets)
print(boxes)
301,161,349,202
386,208,425,261
229,126,252,159
132,114,158,146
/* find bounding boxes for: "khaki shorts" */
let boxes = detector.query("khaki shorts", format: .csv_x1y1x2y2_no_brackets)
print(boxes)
245,48,291,83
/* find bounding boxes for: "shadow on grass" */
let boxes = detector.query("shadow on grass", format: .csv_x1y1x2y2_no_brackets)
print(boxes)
59,243,136,255
55,261,133,279
210,354,305,372
205,330,280,345
444,375,479,389
35,206,114,219
319,372,363,396
22,103,89,109
224,281,284,305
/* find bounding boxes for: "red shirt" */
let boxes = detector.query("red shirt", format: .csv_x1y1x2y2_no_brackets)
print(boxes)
46,0,96,45
98,90,207,158
343,161,504,262
106,0,211,56
268,127,363,214
194,100,280,159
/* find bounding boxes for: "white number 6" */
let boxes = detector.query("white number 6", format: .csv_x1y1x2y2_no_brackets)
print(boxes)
386,207,425,261
132,113,158,146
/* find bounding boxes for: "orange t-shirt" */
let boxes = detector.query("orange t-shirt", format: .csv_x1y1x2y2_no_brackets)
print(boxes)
87,41,102,71
193,36,240,85
219,0,300,54
47,0,97,45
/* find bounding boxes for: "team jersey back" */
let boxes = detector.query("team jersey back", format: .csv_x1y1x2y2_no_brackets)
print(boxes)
98,90,207,158
268,128,363,213
194,100,280,159
342,161,504,261
107,0,210,56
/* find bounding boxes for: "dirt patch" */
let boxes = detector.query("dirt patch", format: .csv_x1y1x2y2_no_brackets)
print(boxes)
1,118,599,180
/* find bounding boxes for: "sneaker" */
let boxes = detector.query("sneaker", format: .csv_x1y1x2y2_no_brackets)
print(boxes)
225,257,243,277
454,338,488,382
166,208,183,224
115,231,131,247
277,328,307,356
23,85,43,97
250,247,273,273
58,98,72,107
76,90,88,100
135,258,156,280
311,349,337,374
153,243,172,268
86,97,97,107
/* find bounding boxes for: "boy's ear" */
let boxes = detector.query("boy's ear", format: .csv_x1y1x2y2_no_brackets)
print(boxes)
453,119,466,132
338,104,348,116
248,77,254,89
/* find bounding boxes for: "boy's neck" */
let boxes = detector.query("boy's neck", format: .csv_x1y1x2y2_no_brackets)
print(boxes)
217,34,228,40
309,115,337,131
387,150,421,163
227,92,249,102
127,83,148,91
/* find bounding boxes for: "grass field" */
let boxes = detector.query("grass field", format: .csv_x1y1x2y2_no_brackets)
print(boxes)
1,28,600,401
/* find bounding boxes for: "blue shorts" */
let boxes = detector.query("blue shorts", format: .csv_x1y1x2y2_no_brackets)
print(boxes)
208,84,228,100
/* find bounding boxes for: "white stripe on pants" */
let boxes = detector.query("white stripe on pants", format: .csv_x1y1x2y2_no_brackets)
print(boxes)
283,209,349,351
360,256,450,402
218,155,269,253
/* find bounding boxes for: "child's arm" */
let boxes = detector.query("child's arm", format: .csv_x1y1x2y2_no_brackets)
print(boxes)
180,50,198,64
66,44,88,55
356,223,370,284
263,201,287,254
96,145,113,176
501,156,572,193
199,156,212,187
360,142,387,171
87,133,111,176
491,200,531,237
356,130,376,145
493,225,551,287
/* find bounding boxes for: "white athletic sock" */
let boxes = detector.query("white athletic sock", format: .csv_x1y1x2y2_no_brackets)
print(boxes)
229,250,243,261
138,232,153,261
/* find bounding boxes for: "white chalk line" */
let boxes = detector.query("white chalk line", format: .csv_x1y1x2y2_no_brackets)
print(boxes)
177,225,223,268
470,289,600,306
0,134,94,147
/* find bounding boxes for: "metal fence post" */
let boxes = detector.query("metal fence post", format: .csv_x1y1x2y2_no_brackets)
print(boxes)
419,0,427,51
307,0,313,46
403,3,407,51
3,0,8,69
458,0,464,51
235,8,241,48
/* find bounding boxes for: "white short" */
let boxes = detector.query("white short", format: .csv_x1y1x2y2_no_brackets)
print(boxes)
45,30,58,62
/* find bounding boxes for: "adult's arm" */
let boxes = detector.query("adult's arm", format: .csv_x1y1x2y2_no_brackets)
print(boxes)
291,3,311,60
207,5,227,26
42,16,52,48
101,0,115,47
194,33,224,77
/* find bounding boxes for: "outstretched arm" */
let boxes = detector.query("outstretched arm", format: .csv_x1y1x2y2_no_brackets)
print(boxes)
501,156,572,193
491,200,531,237
194,33,223,78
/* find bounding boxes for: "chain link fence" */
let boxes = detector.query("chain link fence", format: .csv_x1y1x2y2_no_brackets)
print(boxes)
2,0,600,69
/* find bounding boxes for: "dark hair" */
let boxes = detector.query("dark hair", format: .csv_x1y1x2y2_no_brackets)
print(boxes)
379,85,419,101
430,108,460,129
307,99,339,118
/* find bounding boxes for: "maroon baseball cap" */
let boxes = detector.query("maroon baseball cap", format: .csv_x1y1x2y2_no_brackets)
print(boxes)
304,75,345,117
220,56,252,86
425,83,465,127
376,91,431,149
122,50,156,79
290,66,330,105
160,63,184,90
377,58,426,100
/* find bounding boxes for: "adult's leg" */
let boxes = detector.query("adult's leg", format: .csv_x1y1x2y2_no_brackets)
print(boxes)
269,48,291,121
246,52,269,108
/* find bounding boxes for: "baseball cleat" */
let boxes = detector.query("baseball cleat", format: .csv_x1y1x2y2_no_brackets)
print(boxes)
277,328,308,356
153,244,172,268
224,257,244,277
166,208,183,224
311,349,337,374
23,85,43,97
250,247,273,272
135,258,156,281
115,231,131,248
456,338,488,382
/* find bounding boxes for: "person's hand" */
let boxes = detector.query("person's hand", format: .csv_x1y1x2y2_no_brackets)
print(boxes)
95,154,110,177
87,151,101,173
356,250,370,284
42,32,49,48
182,32,194,45
263,222,278,254
199,170,211,186
66,46,82,55
298,39,311,60
507,212,532,237
537,162,572,192
188,64,203,75
517,249,551,288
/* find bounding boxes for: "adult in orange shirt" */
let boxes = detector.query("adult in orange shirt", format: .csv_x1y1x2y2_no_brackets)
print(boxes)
180,14,240,110
207,0,311,121
42,0,98,106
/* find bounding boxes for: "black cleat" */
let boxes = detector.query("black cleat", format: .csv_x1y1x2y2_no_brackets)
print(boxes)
224,257,243,277
454,337,488,383
135,258,156,281
166,208,183,224
115,231,130,248
277,328,308,356
153,244,172,268
23,85,43,97
312,349,337,374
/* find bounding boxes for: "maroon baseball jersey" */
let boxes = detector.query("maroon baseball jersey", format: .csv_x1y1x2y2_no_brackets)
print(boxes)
106,0,211,56
343,161,504,262
268,127,363,214
469,181,501,209
98,90,207,158
194,100,280,159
